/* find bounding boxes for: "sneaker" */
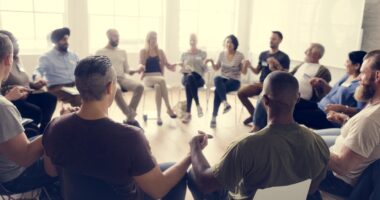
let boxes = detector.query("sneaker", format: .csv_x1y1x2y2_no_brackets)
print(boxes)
210,118,217,128
223,103,231,114
157,118,163,126
197,105,204,117
124,120,143,129
182,113,191,123
243,116,253,126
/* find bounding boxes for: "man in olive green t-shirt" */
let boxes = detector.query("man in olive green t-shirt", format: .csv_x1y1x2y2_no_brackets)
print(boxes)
188,71,330,200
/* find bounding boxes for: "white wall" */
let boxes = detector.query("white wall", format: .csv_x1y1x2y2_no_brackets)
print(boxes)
18,0,375,85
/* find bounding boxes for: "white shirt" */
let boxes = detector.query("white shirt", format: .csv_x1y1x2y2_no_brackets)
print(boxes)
294,63,320,100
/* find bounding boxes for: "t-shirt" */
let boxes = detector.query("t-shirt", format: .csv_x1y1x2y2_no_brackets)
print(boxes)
212,123,329,200
294,63,321,100
0,95,25,182
96,48,129,78
330,103,380,185
43,113,156,199
258,50,290,83
217,51,244,80
181,50,207,77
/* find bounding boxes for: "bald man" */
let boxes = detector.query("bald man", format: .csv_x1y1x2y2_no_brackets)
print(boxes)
188,71,330,200
96,29,144,127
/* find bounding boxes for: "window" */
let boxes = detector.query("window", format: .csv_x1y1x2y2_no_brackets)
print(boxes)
88,0,164,53
0,0,65,53
179,0,237,53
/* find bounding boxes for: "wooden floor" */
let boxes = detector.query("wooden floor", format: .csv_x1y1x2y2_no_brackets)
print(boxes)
55,88,256,199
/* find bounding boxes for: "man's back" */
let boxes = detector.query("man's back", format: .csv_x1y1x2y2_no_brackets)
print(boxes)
213,123,329,199
42,113,156,199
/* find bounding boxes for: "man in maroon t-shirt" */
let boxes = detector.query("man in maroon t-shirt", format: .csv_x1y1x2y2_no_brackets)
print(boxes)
43,55,205,199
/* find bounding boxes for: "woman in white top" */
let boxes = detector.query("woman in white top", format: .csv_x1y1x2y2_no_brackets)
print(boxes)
179,34,207,123
139,31,177,126
206,34,247,128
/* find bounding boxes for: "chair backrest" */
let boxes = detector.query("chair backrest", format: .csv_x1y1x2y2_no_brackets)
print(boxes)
59,168,122,200
253,179,311,200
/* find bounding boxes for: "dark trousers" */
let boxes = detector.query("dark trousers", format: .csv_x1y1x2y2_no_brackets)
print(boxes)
2,159,60,199
13,92,57,132
182,72,205,112
187,169,228,200
212,76,240,117
293,99,338,129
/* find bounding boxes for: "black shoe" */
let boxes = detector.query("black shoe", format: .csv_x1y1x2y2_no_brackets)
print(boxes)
243,116,253,126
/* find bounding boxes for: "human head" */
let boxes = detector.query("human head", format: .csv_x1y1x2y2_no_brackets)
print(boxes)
224,34,239,52
270,31,283,49
51,27,70,52
354,50,380,102
0,30,19,61
74,55,117,106
304,43,325,63
345,50,367,75
106,29,119,48
0,33,14,82
262,71,300,115
145,31,158,50
189,33,198,49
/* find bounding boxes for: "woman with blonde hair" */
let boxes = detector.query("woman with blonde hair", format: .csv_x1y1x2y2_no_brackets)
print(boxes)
139,31,177,126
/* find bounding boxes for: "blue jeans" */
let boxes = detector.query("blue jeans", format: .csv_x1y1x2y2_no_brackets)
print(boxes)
182,72,205,112
212,76,240,117
348,160,380,200
187,169,228,200
2,159,60,198
315,128,341,147
144,163,187,200
252,97,267,129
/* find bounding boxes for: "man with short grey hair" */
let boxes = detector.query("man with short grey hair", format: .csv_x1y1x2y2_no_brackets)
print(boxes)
96,29,144,127
43,55,192,200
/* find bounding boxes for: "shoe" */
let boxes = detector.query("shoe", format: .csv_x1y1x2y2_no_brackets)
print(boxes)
243,116,253,126
124,120,142,129
157,118,163,126
223,103,231,114
210,118,216,128
182,113,191,123
167,110,177,118
197,106,204,117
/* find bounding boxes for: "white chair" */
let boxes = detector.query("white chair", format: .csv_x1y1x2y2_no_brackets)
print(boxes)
141,84,174,122
253,179,311,200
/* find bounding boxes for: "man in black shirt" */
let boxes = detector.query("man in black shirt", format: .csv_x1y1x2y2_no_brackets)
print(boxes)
238,31,290,125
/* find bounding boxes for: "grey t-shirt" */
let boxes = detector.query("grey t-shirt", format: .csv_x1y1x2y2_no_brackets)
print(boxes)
181,50,207,77
0,95,25,182
217,51,245,80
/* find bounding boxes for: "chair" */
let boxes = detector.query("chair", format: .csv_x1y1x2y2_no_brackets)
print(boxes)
141,84,174,122
253,179,311,200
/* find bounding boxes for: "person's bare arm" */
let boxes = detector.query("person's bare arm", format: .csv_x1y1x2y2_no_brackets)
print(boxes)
134,156,191,199
328,145,366,176
0,134,43,167
309,167,328,194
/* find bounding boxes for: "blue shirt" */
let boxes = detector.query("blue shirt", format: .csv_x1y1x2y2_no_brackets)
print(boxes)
35,49,79,87
318,74,365,112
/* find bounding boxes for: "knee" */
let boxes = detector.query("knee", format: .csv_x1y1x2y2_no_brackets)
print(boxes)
237,89,246,99
154,84,161,91
214,76,223,85
135,84,144,93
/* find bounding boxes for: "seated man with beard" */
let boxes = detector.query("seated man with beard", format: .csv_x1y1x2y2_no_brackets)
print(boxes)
310,50,380,199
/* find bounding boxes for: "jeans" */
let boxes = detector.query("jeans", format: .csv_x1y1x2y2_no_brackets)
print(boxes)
144,163,188,200
315,128,341,147
187,169,228,200
212,76,240,117
348,160,380,200
2,159,60,198
182,72,205,112
252,97,267,129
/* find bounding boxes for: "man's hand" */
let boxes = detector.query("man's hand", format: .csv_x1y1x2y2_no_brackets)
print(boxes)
326,111,349,125
310,77,328,88
5,86,29,101
189,131,209,151
267,57,281,71
30,79,47,90
325,104,346,113
60,106,80,116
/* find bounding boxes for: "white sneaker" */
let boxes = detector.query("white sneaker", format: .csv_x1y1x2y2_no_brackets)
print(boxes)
182,113,191,123
197,105,204,117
